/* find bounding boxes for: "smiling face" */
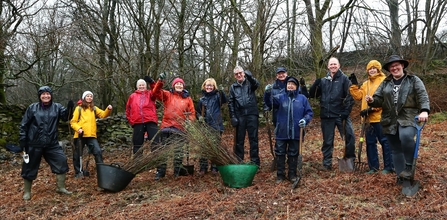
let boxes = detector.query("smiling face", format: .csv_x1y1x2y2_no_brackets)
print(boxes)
276,71,287,81
388,61,405,79
327,58,340,75
286,81,297,91
137,81,147,91
204,83,214,92
234,70,245,82
84,94,93,103
40,92,52,104
174,82,184,92
368,67,378,76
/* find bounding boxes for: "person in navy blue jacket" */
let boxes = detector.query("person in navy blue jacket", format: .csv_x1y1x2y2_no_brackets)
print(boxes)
196,78,227,174
272,77,313,183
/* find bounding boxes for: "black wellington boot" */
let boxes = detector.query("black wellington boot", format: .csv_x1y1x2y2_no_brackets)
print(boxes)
276,155,286,183
288,156,298,182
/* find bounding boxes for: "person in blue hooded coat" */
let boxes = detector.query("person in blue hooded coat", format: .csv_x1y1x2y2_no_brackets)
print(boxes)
272,77,313,183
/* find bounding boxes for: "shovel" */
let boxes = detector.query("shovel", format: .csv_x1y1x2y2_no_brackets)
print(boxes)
265,111,276,172
401,116,426,196
338,119,354,172
292,126,305,189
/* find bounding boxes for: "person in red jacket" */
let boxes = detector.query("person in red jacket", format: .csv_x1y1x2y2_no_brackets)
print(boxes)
126,75,164,154
154,77,196,180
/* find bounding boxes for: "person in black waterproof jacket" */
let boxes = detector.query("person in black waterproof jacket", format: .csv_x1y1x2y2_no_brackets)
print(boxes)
366,55,429,185
228,66,261,166
309,57,356,171
196,78,228,174
19,86,74,200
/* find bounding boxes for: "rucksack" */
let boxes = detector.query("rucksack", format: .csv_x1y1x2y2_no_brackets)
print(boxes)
77,106,97,122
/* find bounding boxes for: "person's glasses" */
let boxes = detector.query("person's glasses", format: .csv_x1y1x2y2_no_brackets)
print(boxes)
234,72,243,76
205,84,214,88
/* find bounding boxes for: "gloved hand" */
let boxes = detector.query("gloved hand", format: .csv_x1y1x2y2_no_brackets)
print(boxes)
230,117,239,127
19,141,26,152
198,116,205,123
340,112,349,120
265,84,272,91
159,72,166,80
360,108,374,117
144,76,155,84
67,100,74,110
349,73,358,85
300,77,306,86
244,70,253,78
299,119,306,128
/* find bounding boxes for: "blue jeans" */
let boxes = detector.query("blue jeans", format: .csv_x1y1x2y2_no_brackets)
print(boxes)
365,123,394,171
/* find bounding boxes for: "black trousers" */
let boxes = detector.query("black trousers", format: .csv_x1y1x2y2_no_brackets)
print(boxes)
234,114,260,166
132,122,159,154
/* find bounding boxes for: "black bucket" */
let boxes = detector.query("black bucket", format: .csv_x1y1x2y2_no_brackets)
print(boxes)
97,163,135,192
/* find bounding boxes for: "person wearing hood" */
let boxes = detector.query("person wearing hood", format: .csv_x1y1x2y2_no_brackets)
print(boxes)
126,74,164,154
349,60,394,174
272,77,313,183
309,57,356,171
196,78,228,174
366,55,429,185
19,86,74,200
70,91,113,178
154,77,196,180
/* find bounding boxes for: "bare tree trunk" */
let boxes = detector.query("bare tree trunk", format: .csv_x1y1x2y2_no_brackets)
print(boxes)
387,0,401,55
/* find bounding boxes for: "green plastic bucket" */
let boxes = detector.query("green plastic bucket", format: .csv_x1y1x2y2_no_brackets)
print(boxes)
218,164,258,188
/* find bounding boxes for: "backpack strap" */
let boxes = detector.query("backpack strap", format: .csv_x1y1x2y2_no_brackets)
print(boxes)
77,106,97,122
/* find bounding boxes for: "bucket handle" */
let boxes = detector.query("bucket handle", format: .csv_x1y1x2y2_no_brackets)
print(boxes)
111,162,122,168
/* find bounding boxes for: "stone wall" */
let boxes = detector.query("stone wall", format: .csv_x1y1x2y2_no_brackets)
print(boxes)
0,103,134,152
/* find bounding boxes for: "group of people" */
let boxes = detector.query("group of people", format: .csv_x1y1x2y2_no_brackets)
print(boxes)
18,55,429,200
308,56,429,188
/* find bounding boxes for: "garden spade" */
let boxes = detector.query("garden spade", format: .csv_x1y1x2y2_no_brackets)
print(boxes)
292,126,305,189
338,119,354,172
402,116,426,197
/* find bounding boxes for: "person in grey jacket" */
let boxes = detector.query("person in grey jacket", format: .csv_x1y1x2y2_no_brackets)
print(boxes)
228,66,260,166
309,57,356,170
366,55,429,184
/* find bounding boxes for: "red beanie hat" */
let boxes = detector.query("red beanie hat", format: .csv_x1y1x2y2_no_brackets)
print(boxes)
171,77,185,88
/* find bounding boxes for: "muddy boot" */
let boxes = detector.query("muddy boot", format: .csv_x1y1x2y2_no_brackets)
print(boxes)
155,164,166,180
55,174,72,195
288,156,298,182
23,179,32,200
276,155,286,183
399,163,413,179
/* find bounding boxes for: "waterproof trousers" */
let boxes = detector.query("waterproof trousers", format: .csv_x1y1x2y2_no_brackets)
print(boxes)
385,125,416,177
21,143,69,181
234,114,260,166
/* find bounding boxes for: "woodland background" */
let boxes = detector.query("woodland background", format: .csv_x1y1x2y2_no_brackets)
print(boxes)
1,0,447,219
